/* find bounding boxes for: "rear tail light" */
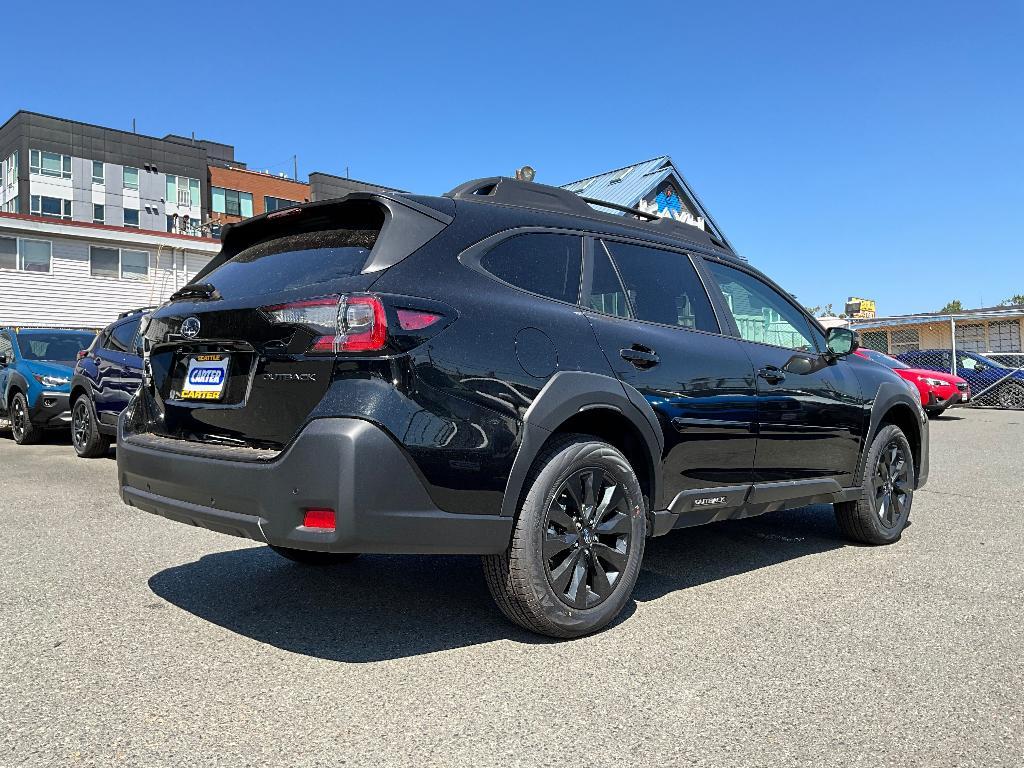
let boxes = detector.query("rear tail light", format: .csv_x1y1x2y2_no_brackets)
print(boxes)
76,349,88,360
263,294,387,354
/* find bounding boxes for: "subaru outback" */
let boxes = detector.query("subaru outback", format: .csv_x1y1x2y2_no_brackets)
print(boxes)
117,177,929,638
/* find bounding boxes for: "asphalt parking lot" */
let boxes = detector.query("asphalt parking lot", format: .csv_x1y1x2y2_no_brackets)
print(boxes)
1,409,1021,767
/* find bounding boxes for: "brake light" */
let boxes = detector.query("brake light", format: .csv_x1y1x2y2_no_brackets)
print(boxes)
77,349,88,360
396,309,441,331
263,294,388,354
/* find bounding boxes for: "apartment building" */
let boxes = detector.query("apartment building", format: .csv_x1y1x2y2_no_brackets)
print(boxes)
0,112,206,236
207,165,311,231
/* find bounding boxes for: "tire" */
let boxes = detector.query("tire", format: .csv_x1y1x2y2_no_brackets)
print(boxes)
9,392,41,445
268,545,360,565
834,423,915,545
72,395,112,458
482,434,647,639
997,382,1023,410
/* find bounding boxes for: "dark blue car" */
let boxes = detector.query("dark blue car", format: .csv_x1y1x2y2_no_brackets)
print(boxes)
69,309,147,457
0,328,97,444
897,349,1024,408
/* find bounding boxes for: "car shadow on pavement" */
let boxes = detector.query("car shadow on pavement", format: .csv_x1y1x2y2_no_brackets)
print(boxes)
148,504,847,663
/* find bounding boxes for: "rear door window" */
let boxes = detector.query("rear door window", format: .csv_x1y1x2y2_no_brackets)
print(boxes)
107,318,141,353
479,233,582,304
599,240,719,332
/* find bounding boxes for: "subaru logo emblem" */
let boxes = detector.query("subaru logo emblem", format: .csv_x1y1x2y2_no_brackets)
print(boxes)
180,317,201,339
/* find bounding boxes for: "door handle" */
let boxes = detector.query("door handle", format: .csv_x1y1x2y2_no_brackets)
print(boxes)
757,366,786,384
620,346,660,369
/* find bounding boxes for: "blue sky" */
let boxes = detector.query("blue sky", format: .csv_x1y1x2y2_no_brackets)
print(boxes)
3,1,1021,315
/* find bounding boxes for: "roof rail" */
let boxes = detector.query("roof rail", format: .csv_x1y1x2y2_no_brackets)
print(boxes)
447,177,732,252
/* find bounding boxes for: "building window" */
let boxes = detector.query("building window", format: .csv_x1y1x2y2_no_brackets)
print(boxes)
90,245,149,280
860,330,889,353
264,196,301,213
29,149,72,179
123,166,139,190
123,208,140,228
0,196,18,214
30,195,72,220
121,249,149,280
93,204,105,224
890,327,920,354
0,236,16,270
987,320,1021,353
955,323,986,353
211,186,253,218
4,151,17,187
2,237,52,273
92,161,104,185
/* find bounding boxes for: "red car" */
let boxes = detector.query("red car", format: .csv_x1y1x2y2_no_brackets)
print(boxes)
856,348,970,416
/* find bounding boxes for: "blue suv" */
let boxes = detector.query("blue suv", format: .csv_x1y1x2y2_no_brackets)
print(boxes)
0,328,97,444
897,349,1024,408
69,309,147,457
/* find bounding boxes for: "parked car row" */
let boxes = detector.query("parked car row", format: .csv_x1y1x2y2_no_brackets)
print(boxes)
855,348,970,417
0,309,147,454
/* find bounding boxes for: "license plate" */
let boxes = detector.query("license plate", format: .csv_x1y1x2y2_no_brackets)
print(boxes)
180,354,229,401
961,391,969,402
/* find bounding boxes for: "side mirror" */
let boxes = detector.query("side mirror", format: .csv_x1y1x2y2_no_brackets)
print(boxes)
975,362,988,372
826,327,859,357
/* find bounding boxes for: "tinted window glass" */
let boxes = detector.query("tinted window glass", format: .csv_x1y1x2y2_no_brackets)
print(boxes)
204,228,378,297
480,233,582,304
108,318,141,353
602,240,718,332
0,334,13,359
704,260,815,352
586,243,629,318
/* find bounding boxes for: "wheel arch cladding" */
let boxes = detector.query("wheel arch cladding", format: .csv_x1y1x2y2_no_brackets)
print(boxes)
500,371,664,518
862,381,923,484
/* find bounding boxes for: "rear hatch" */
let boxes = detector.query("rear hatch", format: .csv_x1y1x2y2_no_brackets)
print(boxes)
130,194,452,452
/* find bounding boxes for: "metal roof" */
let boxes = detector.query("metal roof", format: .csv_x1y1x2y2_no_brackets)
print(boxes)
560,156,735,253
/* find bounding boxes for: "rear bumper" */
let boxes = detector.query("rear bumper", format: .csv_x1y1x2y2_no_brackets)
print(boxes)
117,417,513,555
30,392,71,427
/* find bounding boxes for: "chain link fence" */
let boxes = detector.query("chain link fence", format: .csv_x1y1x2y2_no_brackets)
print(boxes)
851,313,1024,411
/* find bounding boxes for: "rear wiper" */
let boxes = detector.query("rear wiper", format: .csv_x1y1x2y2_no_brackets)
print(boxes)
170,283,221,301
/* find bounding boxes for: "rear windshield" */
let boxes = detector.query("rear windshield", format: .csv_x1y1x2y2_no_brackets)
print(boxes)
202,229,378,297
17,332,95,361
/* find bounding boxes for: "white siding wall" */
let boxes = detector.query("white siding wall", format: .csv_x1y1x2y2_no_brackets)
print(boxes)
0,232,213,328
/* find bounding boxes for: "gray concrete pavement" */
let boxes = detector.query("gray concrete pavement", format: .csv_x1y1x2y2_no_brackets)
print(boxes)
1,409,1021,767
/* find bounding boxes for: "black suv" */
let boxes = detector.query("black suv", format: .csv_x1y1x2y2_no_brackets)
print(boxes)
118,177,929,638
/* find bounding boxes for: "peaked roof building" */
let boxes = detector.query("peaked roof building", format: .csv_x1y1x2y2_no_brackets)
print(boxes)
560,156,735,254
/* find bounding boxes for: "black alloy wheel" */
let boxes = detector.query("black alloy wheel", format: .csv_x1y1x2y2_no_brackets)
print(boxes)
72,398,92,453
10,396,27,442
9,393,39,444
872,440,911,529
544,467,633,609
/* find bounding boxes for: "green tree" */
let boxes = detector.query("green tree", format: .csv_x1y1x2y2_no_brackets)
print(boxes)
940,299,964,313
999,294,1024,307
